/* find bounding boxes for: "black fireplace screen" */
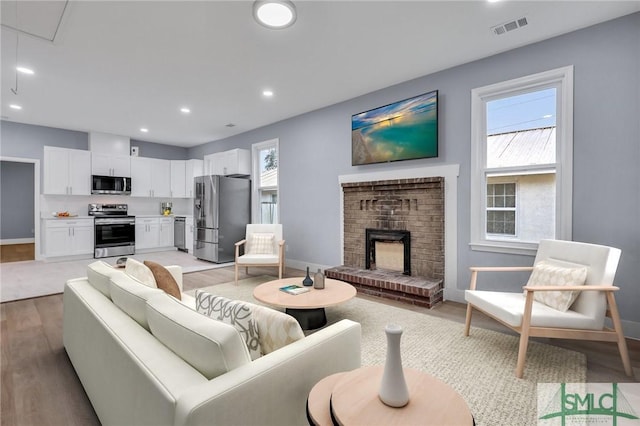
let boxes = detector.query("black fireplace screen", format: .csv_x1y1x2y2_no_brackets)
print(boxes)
365,228,411,275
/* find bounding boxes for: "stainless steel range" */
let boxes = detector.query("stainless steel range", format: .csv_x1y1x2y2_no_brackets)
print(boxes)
89,203,135,258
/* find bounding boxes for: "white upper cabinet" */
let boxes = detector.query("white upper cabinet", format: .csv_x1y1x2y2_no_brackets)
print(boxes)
171,159,203,198
91,153,131,177
44,146,91,195
131,157,171,198
170,160,187,198
204,149,250,177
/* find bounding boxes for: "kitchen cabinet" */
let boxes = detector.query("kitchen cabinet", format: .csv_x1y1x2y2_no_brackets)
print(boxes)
158,217,174,247
135,217,159,250
43,147,91,195
204,149,250,177
171,159,203,198
92,153,131,177
185,216,194,253
44,218,94,257
130,157,171,197
185,159,204,198
136,216,173,250
170,161,186,198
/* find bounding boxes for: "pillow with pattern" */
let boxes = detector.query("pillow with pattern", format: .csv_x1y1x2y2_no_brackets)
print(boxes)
525,260,588,312
195,291,261,360
247,233,275,255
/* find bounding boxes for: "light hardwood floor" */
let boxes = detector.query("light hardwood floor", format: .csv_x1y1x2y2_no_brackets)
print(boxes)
0,244,35,263
1,265,638,425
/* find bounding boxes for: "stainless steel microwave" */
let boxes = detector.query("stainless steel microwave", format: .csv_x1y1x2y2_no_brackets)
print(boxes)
92,175,132,195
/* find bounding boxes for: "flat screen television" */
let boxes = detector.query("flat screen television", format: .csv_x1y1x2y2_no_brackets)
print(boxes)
351,90,438,166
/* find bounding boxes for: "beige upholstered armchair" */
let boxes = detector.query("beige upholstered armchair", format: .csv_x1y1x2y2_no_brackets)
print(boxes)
464,239,633,379
235,224,285,285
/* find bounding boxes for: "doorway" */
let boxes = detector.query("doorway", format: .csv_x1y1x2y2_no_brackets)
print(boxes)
0,157,40,262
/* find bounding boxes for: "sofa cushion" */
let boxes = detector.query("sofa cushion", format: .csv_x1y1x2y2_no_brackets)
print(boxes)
110,273,164,330
144,260,181,300
87,260,119,298
526,260,588,312
125,258,157,288
247,233,275,255
146,293,251,380
195,291,260,360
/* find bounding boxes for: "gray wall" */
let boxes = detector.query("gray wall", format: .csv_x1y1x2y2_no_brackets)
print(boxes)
0,161,34,240
189,13,640,327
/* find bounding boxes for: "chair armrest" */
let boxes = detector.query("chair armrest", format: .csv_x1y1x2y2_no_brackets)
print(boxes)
470,266,534,272
174,319,361,425
278,239,285,246
468,266,534,290
523,285,619,292
235,239,247,247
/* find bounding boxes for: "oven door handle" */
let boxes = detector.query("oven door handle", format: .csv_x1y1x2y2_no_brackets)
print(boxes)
95,219,135,225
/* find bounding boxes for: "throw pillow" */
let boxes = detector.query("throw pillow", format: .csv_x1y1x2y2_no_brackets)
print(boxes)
124,258,157,288
247,233,275,255
195,291,261,360
144,260,181,300
248,303,305,355
525,260,588,312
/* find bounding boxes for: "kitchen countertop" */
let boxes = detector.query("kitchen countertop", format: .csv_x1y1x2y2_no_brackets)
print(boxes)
42,215,93,220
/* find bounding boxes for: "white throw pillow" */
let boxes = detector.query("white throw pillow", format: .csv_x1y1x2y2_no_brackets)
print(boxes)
526,260,588,312
248,303,305,355
124,258,157,288
195,291,261,360
247,233,275,255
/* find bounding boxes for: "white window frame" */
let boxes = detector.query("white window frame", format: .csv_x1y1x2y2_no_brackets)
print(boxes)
251,138,279,224
486,181,517,237
470,66,573,255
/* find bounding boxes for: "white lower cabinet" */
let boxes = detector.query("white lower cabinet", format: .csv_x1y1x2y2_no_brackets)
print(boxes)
44,219,94,257
135,218,159,250
159,217,174,247
135,217,174,250
185,216,194,253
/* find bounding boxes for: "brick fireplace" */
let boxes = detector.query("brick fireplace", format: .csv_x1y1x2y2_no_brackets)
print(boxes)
325,177,445,307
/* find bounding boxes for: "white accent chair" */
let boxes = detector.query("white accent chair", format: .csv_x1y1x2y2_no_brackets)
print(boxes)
235,224,285,285
464,239,633,379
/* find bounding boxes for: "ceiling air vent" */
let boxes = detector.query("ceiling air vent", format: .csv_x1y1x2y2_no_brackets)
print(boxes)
491,17,528,36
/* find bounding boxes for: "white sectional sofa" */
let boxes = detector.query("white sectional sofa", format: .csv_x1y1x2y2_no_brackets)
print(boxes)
63,262,361,426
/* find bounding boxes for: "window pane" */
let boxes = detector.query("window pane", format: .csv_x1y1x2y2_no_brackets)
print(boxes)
486,88,556,168
260,189,278,224
259,147,278,187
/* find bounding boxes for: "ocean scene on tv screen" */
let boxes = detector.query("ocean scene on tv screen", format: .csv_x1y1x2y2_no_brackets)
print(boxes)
352,91,438,166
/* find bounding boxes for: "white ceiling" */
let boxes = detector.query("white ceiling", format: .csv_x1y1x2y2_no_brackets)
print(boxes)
2,1,638,148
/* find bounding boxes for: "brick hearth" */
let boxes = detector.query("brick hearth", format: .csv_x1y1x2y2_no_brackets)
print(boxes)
325,266,443,308
333,177,445,308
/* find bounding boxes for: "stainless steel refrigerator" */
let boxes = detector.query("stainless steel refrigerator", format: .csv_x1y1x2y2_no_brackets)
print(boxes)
193,175,250,263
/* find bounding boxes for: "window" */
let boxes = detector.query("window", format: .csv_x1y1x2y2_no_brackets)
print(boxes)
486,182,516,236
252,139,279,224
470,66,573,255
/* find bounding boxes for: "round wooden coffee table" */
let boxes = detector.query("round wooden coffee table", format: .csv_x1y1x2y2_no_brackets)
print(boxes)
307,366,474,425
253,277,356,329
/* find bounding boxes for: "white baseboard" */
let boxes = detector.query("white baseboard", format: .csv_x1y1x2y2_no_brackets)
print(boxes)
286,259,332,275
0,238,35,245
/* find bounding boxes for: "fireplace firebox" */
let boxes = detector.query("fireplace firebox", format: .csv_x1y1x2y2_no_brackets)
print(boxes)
365,228,411,275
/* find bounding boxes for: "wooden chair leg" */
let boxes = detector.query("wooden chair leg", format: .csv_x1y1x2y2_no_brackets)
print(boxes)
607,293,634,377
464,304,473,337
516,292,535,379
278,262,283,279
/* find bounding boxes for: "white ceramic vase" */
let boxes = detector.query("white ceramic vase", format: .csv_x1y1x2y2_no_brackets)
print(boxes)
378,324,410,408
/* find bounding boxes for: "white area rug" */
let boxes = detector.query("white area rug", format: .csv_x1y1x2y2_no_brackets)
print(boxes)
0,251,227,302
188,276,587,426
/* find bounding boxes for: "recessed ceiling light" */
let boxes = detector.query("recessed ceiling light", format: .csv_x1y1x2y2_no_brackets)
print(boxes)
140,128,148,133
253,1,296,29
487,0,501,3
263,90,274,97
16,66,35,75
180,107,191,114
9,104,22,110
